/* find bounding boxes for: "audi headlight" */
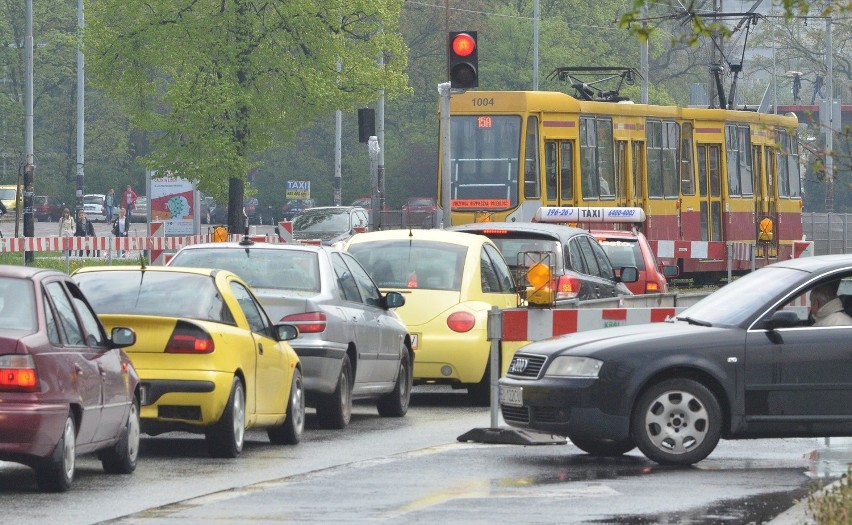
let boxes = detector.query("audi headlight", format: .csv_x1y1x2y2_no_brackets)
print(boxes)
544,356,603,378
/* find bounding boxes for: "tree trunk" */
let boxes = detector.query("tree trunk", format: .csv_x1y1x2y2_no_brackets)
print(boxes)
227,177,246,236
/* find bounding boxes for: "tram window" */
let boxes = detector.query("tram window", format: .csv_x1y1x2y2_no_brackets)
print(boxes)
726,126,740,195
726,124,752,196
680,123,695,195
545,142,557,200
598,119,615,198
580,118,597,199
709,145,721,198
662,122,679,198
739,127,753,195
449,115,521,206
647,120,679,198
786,131,801,197
524,116,540,199
561,142,574,201
633,142,645,201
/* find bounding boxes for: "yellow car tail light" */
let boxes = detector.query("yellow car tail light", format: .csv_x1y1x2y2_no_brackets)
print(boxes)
447,311,475,333
166,324,215,354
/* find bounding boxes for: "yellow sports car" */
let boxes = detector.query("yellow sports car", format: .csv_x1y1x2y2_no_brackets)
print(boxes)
345,230,519,405
72,266,304,458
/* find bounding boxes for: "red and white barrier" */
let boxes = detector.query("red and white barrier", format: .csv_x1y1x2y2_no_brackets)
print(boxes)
277,221,293,242
501,307,685,342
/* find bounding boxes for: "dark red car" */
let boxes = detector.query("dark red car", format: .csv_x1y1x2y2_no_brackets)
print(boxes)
402,197,438,228
0,266,140,492
592,229,678,294
33,196,65,222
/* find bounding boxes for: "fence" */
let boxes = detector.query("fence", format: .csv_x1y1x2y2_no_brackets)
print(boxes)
803,212,852,255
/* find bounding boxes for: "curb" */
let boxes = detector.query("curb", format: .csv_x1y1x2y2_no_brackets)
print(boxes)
768,476,848,525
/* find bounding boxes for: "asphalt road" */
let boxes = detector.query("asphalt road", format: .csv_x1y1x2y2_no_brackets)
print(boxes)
1,386,848,525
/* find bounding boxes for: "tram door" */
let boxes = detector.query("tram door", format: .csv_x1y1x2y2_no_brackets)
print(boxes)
631,142,646,209
697,144,723,242
543,140,576,206
614,141,630,207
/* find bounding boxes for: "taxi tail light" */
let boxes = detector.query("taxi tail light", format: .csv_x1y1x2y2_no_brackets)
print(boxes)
447,311,476,333
281,312,327,333
166,323,215,354
0,354,39,393
553,275,581,301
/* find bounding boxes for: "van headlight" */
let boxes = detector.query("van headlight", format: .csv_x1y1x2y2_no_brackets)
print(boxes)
544,356,603,378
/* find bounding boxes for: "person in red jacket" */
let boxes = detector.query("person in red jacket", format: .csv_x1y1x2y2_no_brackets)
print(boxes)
122,184,138,222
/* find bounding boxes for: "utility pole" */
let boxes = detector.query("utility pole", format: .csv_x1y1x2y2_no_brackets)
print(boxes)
439,82,451,228
23,0,34,263
533,0,539,90
640,1,648,103
76,0,85,212
824,15,834,213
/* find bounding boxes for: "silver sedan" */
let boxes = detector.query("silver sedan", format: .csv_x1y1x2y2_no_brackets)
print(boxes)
167,241,413,429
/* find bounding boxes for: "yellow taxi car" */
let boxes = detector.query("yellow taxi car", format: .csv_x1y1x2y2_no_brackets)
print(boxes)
72,266,304,458
345,230,518,405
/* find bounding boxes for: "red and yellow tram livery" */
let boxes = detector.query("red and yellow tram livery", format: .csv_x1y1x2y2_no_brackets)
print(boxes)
439,91,802,283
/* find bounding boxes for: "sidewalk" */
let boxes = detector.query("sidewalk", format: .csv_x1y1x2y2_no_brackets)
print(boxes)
769,438,852,525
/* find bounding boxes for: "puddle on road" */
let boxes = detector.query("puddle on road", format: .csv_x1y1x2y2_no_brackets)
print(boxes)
589,486,813,525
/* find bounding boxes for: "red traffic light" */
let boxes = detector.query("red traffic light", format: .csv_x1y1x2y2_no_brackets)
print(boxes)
448,31,478,89
451,33,476,58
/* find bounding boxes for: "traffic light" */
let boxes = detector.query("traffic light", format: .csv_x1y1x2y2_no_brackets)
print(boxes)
448,31,478,89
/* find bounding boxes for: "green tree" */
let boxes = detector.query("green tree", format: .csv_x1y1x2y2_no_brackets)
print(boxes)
85,0,410,233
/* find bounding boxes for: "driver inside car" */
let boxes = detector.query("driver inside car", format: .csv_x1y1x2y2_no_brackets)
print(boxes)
808,281,852,327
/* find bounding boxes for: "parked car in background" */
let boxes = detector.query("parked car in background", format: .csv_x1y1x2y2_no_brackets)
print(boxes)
72,266,305,458
167,241,413,429
243,197,260,225
500,254,852,465
592,229,677,294
199,194,215,224
292,206,369,246
449,222,636,304
82,194,108,222
402,197,438,228
0,184,23,214
33,195,65,222
351,197,371,209
133,196,148,222
0,266,140,492
280,199,316,221
345,229,518,406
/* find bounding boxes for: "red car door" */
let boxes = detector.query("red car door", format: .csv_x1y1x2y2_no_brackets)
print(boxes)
44,281,103,446
67,282,131,443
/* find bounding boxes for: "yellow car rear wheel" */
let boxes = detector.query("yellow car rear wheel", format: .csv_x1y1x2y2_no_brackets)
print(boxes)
206,377,246,458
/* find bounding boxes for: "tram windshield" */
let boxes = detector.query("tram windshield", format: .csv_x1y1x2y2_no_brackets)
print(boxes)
448,115,521,211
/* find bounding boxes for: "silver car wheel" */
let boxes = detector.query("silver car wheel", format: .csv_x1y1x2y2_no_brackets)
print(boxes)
642,389,709,454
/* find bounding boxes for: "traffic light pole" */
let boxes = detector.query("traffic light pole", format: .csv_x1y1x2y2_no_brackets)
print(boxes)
439,82,451,229
23,0,35,263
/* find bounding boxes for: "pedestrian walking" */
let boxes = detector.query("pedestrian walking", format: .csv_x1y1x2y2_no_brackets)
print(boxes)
105,188,116,223
59,208,74,257
75,210,98,257
122,185,138,222
112,207,130,257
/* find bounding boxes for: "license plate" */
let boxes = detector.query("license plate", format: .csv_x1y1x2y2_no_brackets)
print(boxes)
500,386,523,407
411,333,420,350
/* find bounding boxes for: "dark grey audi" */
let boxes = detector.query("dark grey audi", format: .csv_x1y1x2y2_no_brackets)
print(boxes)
500,254,852,465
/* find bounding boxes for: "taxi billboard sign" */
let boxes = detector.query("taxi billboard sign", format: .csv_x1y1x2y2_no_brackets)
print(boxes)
286,180,311,200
